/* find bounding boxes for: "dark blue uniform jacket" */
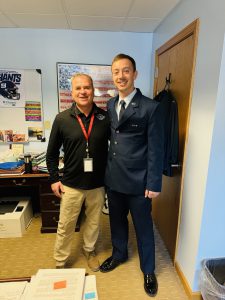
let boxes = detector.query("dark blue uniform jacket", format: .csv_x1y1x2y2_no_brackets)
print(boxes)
105,89,164,195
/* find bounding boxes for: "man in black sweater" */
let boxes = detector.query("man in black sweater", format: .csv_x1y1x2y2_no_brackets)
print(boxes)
46,73,109,271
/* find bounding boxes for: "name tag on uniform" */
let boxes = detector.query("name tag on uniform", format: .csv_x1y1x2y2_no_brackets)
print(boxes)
84,158,93,172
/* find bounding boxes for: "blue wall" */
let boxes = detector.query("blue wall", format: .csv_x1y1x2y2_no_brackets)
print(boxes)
0,28,153,152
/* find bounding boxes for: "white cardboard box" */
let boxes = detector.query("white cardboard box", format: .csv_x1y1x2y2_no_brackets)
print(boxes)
0,198,33,238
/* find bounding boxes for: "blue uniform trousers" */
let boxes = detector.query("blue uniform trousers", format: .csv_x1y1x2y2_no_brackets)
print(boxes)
107,189,155,274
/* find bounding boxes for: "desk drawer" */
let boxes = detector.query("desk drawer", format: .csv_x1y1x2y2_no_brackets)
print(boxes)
40,194,60,210
0,178,40,187
40,179,52,193
41,211,59,227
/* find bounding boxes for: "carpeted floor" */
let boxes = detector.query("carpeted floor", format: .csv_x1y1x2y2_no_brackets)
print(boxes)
0,213,188,299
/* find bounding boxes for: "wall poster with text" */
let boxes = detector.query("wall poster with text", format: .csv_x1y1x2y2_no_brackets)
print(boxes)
0,69,44,143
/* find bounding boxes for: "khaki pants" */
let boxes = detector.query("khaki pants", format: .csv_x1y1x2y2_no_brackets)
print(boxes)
54,185,105,265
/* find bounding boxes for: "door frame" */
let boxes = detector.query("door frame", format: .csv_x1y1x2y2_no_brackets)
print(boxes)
153,19,199,260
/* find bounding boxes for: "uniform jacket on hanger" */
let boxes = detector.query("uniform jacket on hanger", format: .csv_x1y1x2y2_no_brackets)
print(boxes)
154,89,179,176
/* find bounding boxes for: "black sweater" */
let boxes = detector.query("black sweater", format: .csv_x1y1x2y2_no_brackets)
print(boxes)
46,103,110,189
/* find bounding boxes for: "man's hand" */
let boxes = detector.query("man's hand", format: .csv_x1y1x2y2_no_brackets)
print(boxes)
145,190,160,199
51,181,65,198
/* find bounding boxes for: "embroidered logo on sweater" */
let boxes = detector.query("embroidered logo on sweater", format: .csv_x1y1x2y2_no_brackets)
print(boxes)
96,114,105,120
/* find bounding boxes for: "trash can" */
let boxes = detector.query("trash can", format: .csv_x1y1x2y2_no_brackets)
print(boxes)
200,258,225,300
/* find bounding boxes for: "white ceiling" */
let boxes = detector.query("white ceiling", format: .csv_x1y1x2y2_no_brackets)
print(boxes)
0,0,181,33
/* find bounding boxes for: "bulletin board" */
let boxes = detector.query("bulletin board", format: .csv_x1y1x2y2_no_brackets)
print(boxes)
0,68,44,143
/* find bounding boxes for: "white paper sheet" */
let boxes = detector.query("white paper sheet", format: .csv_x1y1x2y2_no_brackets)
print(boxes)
23,268,85,300
83,275,98,300
0,281,28,300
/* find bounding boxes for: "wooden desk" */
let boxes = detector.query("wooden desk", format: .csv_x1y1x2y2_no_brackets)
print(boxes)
0,173,81,233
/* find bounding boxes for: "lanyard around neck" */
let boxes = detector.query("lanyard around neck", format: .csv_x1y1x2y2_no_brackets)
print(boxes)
76,113,95,158
76,113,95,142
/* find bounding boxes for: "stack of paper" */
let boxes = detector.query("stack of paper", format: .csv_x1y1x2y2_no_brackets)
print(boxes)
23,268,85,300
19,152,46,166
37,160,48,173
0,281,28,300
32,152,46,165
37,160,64,173
0,161,25,176
83,275,98,300
0,268,98,300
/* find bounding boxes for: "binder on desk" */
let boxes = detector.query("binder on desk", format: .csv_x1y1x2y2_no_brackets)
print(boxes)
0,161,25,176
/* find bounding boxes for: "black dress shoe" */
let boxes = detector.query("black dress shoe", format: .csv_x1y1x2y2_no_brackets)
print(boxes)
100,256,126,273
144,273,158,297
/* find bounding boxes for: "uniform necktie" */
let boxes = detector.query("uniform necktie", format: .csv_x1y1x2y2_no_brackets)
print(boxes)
119,100,126,120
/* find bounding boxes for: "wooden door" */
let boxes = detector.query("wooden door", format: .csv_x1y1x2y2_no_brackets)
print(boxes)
152,20,199,260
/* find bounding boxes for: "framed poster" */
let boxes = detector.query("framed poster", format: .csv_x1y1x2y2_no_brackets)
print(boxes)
0,68,44,143
57,63,117,112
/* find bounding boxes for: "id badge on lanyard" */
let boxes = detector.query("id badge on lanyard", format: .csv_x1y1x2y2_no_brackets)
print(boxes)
76,114,94,172
84,157,93,172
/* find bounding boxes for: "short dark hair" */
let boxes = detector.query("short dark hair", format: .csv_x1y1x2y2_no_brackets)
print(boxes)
112,53,136,71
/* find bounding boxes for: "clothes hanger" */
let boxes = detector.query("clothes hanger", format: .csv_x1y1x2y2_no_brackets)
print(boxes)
164,73,172,91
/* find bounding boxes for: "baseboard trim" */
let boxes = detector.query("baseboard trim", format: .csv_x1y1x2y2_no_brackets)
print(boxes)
174,261,203,300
